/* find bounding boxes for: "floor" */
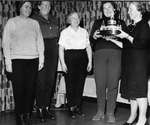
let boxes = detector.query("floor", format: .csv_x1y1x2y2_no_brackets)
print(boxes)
0,99,132,125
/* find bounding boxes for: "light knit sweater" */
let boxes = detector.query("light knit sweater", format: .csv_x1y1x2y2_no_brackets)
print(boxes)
2,16,44,60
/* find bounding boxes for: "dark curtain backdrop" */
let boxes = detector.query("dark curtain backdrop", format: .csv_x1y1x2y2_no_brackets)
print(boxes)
0,0,150,112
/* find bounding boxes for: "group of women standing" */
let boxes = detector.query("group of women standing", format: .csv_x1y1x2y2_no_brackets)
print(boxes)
2,1,150,125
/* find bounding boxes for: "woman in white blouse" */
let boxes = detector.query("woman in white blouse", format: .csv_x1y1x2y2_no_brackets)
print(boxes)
59,12,92,119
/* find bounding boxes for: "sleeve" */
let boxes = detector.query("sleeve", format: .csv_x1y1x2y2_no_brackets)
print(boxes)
117,20,130,43
2,19,14,60
35,21,44,57
134,21,150,48
89,19,103,50
58,30,66,48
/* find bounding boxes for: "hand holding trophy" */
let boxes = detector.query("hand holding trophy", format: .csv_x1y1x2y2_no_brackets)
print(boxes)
100,17,122,39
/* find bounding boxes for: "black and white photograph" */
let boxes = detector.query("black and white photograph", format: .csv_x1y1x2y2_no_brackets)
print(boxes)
1,0,150,125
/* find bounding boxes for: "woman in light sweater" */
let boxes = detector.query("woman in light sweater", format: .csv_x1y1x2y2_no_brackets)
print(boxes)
2,1,44,125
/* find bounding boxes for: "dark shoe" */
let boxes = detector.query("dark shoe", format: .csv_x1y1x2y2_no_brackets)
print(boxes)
23,113,32,125
75,107,85,117
37,108,46,123
106,113,116,123
70,111,76,119
44,108,56,120
123,122,134,125
145,120,149,125
69,106,77,119
16,114,25,125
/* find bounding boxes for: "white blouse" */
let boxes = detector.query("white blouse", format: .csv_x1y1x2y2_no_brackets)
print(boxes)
58,26,90,50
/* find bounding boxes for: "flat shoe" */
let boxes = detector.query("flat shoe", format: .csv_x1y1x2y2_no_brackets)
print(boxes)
144,120,149,125
92,113,104,121
123,122,134,125
106,114,116,123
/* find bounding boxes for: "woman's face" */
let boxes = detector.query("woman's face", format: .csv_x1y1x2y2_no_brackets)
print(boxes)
103,2,115,18
128,3,140,20
20,2,32,17
70,13,80,27
38,1,50,16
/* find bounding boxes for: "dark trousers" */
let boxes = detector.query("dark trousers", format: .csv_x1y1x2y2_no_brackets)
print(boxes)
94,49,121,114
36,38,58,108
12,59,38,114
64,49,88,108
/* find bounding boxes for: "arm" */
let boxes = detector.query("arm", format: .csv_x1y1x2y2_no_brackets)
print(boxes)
59,45,67,73
134,22,150,48
116,29,133,43
114,20,133,43
89,20,102,49
35,21,45,70
86,44,92,72
58,31,67,73
121,20,134,43
86,30,92,72
2,19,14,72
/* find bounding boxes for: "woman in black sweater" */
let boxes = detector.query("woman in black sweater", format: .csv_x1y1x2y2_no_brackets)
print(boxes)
90,1,127,123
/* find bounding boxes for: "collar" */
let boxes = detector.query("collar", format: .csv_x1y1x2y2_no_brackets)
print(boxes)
36,14,51,24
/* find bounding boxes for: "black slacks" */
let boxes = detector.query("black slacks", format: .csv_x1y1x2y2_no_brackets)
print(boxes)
64,49,88,108
36,38,58,108
94,49,121,114
12,59,38,114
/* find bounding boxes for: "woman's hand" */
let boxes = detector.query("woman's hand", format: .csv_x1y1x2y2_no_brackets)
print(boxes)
87,61,92,72
93,30,102,40
116,29,129,39
38,55,44,71
61,62,67,73
116,29,133,43
5,59,12,72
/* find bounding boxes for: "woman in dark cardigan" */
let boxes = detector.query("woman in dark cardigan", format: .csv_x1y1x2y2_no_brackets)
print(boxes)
118,2,150,125
32,0,59,122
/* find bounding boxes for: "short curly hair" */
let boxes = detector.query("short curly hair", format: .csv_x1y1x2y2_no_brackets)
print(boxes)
67,12,80,24
130,2,146,15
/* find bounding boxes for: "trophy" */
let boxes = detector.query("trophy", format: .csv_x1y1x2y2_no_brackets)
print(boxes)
99,17,121,37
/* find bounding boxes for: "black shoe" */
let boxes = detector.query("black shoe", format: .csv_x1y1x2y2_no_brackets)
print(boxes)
37,108,46,123
16,114,25,125
144,120,149,125
23,113,32,125
123,122,134,125
106,113,116,123
70,111,76,119
69,106,77,119
44,108,56,120
75,107,85,117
